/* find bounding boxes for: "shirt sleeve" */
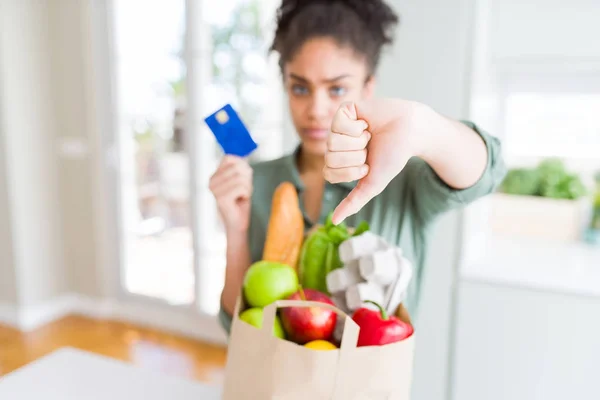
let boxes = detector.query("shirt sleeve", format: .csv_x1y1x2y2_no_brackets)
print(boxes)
405,120,507,225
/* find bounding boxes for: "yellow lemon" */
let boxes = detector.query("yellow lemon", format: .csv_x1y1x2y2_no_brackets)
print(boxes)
304,340,337,351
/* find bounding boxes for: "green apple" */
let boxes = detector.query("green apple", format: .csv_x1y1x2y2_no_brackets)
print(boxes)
243,260,298,307
239,307,285,339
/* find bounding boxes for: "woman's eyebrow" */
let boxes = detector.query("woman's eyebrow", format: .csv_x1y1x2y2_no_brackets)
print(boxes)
289,73,352,84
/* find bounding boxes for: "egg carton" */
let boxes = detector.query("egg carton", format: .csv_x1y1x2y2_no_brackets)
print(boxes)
327,232,413,343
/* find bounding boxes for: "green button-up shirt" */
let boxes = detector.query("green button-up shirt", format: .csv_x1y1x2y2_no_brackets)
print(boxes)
219,121,506,333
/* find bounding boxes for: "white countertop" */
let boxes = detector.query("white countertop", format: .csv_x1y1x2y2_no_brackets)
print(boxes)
0,347,223,400
461,236,600,297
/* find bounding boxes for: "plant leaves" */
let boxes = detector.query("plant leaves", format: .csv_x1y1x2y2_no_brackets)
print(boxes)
501,158,587,200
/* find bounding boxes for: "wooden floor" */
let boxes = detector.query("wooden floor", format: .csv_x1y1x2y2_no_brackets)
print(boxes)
0,315,228,383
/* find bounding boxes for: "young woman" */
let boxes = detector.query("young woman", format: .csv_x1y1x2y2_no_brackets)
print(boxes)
210,0,506,333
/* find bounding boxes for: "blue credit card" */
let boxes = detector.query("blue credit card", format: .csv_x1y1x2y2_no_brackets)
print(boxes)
204,104,258,157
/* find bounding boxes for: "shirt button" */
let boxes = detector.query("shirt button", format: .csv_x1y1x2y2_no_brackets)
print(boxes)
324,191,333,201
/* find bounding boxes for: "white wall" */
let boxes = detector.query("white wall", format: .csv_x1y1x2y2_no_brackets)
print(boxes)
491,0,600,61
378,1,477,400
0,0,106,314
0,54,18,305
49,0,102,299
0,0,17,306
0,147,18,305
0,146,17,306
0,0,66,307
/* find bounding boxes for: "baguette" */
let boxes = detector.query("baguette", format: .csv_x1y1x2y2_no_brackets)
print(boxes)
262,182,305,269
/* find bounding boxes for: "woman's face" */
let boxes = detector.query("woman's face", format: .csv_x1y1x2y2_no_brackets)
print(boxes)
283,37,375,156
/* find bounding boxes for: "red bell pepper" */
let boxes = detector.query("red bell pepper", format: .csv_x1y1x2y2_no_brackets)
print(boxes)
352,300,414,347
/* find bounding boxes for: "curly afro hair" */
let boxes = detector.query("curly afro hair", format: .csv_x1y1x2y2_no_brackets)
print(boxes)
270,0,400,76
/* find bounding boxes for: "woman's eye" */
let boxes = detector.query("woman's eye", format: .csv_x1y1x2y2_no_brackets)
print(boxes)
330,86,347,97
291,84,309,96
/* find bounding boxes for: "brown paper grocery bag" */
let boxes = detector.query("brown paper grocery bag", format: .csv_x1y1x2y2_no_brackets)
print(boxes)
223,298,415,400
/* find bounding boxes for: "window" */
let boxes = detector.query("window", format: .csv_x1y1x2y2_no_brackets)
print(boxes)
499,73,600,172
504,92,600,160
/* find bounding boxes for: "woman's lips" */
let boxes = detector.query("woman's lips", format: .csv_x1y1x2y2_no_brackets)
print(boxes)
302,128,329,140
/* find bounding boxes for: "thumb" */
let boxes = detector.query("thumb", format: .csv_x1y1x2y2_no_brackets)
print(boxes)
331,178,382,225
331,148,413,225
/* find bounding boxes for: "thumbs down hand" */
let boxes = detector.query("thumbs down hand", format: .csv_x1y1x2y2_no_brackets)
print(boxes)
324,99,432,225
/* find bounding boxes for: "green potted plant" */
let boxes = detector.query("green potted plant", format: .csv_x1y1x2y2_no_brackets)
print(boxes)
490,158,591,242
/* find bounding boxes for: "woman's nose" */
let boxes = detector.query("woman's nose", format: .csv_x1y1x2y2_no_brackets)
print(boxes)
308,90,331,120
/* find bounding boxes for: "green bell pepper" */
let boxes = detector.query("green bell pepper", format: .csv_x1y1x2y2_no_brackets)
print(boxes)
298,213,369,294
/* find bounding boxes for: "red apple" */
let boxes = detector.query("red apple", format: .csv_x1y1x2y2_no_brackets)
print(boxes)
280,288,337,344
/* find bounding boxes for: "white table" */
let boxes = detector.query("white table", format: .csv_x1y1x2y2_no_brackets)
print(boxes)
0,347,223,399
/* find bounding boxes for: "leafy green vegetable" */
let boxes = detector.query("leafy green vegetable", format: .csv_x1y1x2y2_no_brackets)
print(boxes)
500,158,587,200
538,158,566,176
298,212,370,294
540,173,587,199
501,168,540,196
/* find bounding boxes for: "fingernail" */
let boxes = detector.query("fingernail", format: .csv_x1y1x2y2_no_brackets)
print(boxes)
342,104,354,120
360,165,369,176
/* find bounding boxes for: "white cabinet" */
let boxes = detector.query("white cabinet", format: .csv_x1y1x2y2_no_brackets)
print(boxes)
451,281,600,400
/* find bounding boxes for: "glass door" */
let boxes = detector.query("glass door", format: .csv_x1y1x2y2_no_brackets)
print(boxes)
111,0,194,306
110,0,285,313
